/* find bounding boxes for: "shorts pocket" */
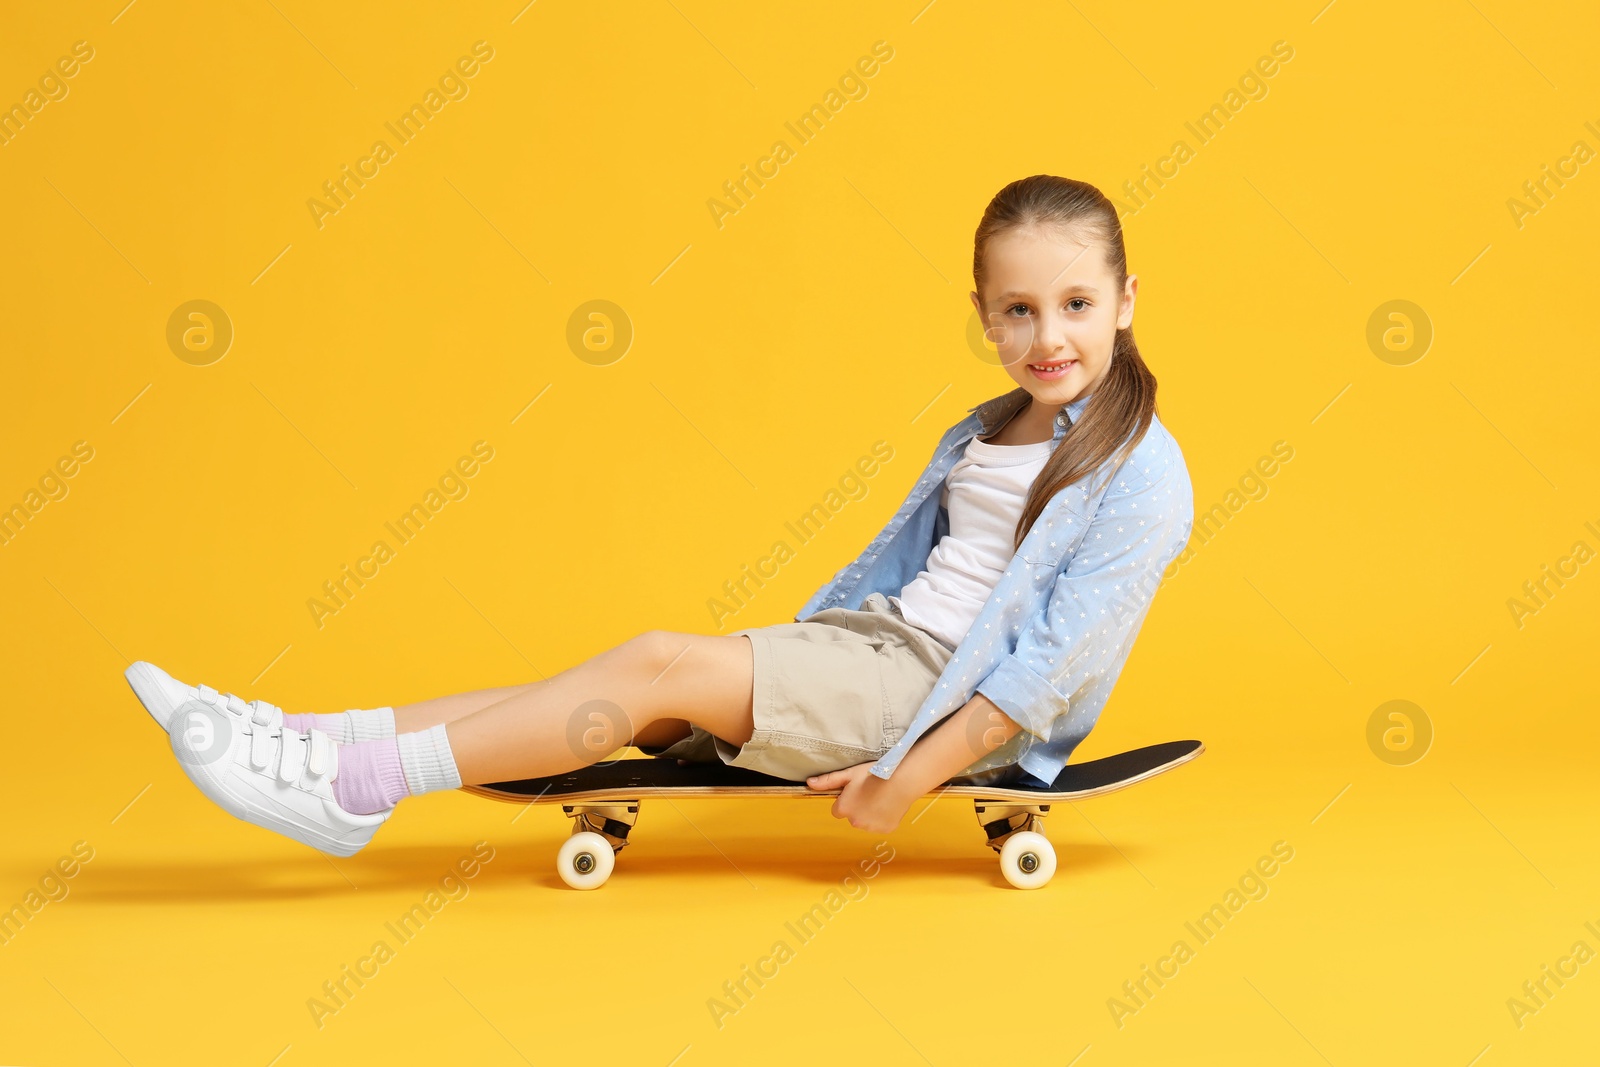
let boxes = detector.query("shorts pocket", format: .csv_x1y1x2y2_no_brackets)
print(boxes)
872,641,944,749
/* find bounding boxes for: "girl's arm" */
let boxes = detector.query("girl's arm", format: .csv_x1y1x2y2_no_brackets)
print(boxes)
805,694,1022,833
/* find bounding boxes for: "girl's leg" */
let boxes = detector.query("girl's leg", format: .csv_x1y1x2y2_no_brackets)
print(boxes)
394,684,695,749
442,629,754,786
280,683,540,743
393,683,539,734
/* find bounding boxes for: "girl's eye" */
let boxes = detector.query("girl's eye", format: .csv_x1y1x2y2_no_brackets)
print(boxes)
1005,303,1030,317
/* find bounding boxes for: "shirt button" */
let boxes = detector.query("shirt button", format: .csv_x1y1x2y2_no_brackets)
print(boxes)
1055,413,1068,427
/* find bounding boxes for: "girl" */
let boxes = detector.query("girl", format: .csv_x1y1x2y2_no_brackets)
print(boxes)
126,174,1194,855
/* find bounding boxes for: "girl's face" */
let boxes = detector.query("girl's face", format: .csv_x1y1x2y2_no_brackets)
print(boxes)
970,225,1137,408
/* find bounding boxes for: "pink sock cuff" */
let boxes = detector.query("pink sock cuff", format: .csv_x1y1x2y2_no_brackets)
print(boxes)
331,738,410,815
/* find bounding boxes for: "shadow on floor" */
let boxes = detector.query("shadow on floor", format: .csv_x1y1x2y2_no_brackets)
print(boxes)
42,835,1139,901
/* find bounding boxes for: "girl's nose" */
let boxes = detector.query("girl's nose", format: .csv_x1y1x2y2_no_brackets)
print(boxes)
1032,312,1067,356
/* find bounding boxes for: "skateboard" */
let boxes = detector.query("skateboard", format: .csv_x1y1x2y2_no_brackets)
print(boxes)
466,738,1204,889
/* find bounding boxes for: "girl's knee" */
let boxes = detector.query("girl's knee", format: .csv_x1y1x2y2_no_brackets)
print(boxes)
625,629,676,664
625,630,744,685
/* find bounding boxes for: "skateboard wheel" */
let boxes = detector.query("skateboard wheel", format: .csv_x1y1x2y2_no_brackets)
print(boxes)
557,831,615,890
999,831,1056,889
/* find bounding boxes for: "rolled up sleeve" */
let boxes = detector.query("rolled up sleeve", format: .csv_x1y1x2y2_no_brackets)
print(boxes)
975,457,1191,743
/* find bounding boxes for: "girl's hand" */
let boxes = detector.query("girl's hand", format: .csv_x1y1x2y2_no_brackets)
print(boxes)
805,762,916,834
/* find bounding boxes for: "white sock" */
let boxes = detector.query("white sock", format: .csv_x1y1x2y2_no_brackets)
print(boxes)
397,723,463,796
346,706,396,742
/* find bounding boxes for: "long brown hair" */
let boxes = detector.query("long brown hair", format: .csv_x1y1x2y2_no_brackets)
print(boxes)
972,174,1159,551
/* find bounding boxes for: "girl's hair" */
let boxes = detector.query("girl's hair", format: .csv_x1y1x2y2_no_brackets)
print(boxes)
972,174,1159,551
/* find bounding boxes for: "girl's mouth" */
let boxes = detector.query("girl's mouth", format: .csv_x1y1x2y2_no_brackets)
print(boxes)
1027,359,1077,380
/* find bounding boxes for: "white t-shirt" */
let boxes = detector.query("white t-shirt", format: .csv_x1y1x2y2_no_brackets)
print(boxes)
889,433,1055,651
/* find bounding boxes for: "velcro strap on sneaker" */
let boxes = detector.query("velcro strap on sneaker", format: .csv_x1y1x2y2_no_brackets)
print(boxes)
277,731,309,783
249,727,273,771
248,700,277,727
306,730,333,779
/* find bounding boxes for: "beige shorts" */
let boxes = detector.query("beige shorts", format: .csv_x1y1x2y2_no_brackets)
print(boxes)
638,591,957,781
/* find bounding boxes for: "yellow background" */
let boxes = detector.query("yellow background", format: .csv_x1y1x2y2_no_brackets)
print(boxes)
2,1,1597,1063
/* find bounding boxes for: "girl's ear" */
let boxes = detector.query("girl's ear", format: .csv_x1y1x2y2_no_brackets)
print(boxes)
1116,274,1139,330
969,289,984,314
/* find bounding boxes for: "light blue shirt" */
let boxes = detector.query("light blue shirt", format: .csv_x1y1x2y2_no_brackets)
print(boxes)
795,385,1194,787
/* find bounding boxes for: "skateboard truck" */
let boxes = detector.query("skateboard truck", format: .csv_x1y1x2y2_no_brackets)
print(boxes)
973,801,1049,850
562,803,639,852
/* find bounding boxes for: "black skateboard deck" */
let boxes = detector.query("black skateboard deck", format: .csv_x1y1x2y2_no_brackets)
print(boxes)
468,739,1203,803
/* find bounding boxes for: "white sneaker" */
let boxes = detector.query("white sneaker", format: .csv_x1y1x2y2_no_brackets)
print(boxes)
167,701,390,857
126,661,286,734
